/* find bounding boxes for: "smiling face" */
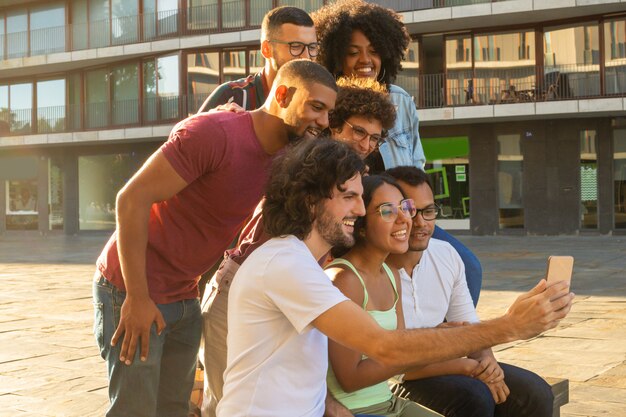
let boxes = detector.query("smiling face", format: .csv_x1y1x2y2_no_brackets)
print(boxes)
363,183,412,255
340,30,381,80
330,114,383,158
397,181,436,252
314,173,365,248
281,81,337,140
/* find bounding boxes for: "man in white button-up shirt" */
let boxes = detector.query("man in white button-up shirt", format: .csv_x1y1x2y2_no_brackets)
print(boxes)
385,166,555,417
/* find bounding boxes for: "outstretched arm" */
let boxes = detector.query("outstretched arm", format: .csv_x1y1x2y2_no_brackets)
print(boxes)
315,280,573,370
112,150,188,364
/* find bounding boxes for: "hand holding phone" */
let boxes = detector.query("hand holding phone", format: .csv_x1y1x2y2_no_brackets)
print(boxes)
545,256,574,288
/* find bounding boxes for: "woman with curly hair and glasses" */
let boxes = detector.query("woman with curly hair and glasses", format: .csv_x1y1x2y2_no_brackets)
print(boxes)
313,0,483,313
330,76,396,164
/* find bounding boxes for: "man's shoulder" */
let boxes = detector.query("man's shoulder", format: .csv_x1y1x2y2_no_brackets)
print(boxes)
201,72,263,111
425,238,462,263
246,236,309,266
214,73,262,97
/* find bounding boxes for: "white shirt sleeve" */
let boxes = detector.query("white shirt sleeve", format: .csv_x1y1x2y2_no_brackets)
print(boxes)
263,252,349,334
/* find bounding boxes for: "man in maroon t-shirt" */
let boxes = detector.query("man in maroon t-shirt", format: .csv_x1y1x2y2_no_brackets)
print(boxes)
92,59,337,417
200,76,398,417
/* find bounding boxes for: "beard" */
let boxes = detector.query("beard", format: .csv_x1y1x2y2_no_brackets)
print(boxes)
315,208,355,249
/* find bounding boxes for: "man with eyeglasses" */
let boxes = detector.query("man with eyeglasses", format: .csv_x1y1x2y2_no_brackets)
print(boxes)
218,139,573,417
385,166,555,417
198,6,318,112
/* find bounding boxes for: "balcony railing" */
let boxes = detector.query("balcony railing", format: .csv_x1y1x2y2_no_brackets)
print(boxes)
395,63,626,109
0,94,210,137
1,63,625,139
369,0,512,12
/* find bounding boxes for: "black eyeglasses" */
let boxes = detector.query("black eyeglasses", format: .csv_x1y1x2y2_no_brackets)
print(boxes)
269,40,319,57
344,120,385,150
414,205,440,221
371,199,417,223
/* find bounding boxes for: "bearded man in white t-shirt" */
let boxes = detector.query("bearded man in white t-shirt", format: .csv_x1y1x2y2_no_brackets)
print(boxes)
385,165,554,417
218,138,573,417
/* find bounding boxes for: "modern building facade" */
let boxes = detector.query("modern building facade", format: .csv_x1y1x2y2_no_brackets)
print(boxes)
0,0,625,235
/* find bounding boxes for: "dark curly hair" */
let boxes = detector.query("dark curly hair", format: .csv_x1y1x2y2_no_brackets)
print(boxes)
312,0,410,85
263,136,366,240
329,76,396,132
331,174,406,258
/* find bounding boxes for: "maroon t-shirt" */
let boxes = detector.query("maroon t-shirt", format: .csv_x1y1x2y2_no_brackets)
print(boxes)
97,112,272,304
227,199,268,265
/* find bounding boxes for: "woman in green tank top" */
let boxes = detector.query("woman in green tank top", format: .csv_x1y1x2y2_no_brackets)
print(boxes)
324,175,442,417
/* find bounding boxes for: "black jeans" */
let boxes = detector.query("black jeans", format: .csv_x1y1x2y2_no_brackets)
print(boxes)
392,363,553,417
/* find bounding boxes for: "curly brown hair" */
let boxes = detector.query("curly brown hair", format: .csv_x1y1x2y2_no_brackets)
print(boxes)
329,76,396,132
312,0,410,85
263,137,366,240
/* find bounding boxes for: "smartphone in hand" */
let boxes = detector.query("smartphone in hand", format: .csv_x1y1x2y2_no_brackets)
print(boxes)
545,256,574,288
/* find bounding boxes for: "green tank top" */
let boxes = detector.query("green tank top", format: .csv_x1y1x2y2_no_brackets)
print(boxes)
325,258,398,410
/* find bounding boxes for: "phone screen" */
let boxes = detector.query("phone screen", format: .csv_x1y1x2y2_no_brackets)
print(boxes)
545,256,574,286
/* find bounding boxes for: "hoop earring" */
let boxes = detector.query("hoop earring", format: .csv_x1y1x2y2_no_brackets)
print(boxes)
377,67,386,83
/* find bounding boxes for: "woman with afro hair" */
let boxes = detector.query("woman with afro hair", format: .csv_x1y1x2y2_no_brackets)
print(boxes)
313,0,423,172
313,0,483,318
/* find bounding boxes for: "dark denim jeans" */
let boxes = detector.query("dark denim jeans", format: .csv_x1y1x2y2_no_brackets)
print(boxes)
393,362,554,417
93,275,202,417
432,225,482,306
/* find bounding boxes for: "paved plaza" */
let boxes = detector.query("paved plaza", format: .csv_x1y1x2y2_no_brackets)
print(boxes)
0,232,625,417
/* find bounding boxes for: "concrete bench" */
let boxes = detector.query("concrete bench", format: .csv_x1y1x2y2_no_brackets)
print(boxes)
545,377,569,417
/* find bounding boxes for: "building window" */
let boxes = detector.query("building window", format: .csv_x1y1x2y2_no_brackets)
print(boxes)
8,83,33,134
473,30,535,105
143,54,181,121
604,18,626,95
222,0,245,29
37,79,66,133
544,23,600,98
187,52,220,114
6,9,28,59
222,50,247,82
86,69,109,128
112,63,139,125
144,0,178,37
395,38,419,100
30,3,66,55
445,35,472,106
78,153,148,230
6,180,38,230
580,130,598,229
188,0,218,30
250,0,272,26
497,134,524,229
89,0,111,48
112,0,139,45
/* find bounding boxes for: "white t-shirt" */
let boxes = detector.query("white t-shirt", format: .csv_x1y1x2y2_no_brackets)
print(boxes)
399,238,478,329
217,235,349,417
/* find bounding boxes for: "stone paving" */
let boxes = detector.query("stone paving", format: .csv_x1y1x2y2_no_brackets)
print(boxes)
0,232,625,417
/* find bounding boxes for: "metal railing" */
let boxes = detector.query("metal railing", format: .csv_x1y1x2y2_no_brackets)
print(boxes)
394,63,626,109
370,0,512,12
